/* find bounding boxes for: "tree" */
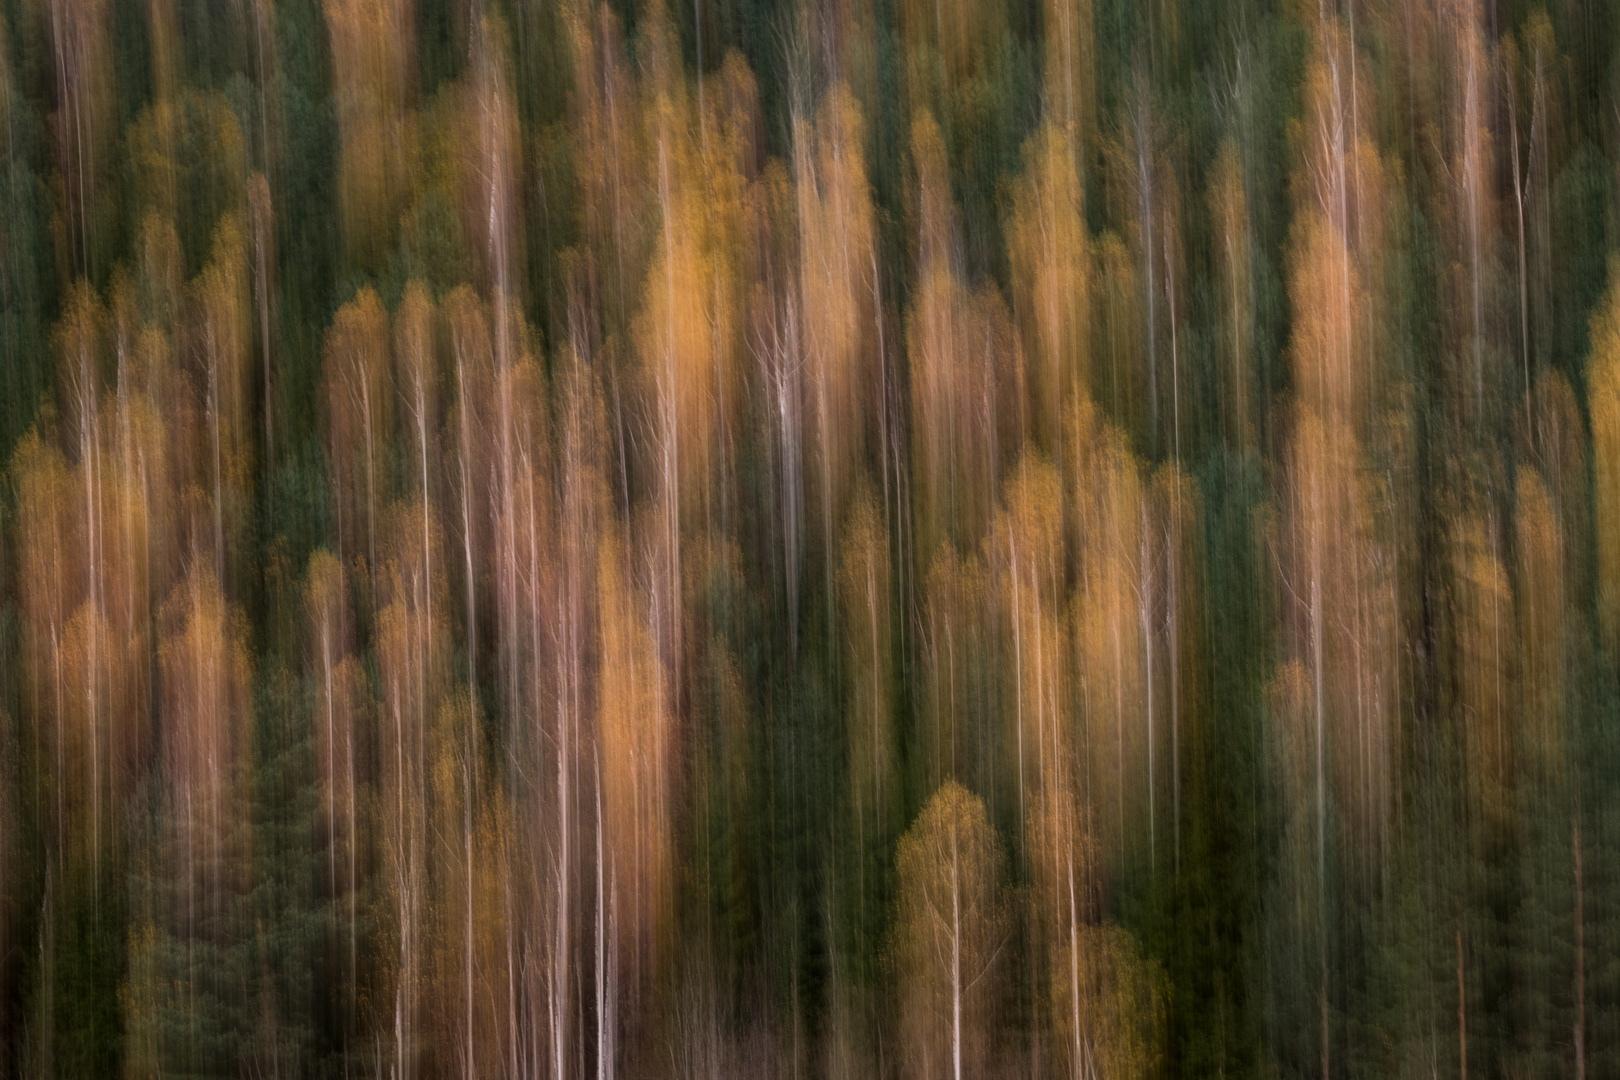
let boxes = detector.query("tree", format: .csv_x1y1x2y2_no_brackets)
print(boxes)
1515,469,1564,786
796,83,876,566
1068,401,1147,873
125,91,248,272
1102,74,1181,456
918,544,992,800
190,215,253,584
464,15,524,321
907,113,1019,558
1040,0,1095,153
1439,0,1500,429
837,480,892,841
988,451,1065,848
1590,260,1620,658
893,781,1006,1080
324,0,414,269
9,425,78,869
371,496,449,1080
1090,231,1143,434
303,549,366,1041
444,284,494,699
247,173,274,483
46,0,116,279
1072,923,1167,1080
153,565,254,1077
322,287,393,600
1501,12,1561,428
1447,505,1514,825
1209,140,1255,449
1007,121,1088,456
595,520,673,1029
563,0,649,340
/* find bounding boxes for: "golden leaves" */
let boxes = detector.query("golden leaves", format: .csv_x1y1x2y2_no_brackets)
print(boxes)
157,566,252,887
907,120,1021,558
797,83,876,513
1590,261,1620,657
326,0,415,268
893,781,1005,1080
1007,121,1088,452
322,287,394,583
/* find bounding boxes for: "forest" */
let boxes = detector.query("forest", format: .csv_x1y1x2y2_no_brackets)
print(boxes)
1,0,1619,1075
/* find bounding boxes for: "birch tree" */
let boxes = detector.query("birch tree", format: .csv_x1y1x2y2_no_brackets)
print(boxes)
1007,121,1088,455
796,82,876,568
908,112,1018,558
325,0,414,268
837,480,892,842
190,216,253,585
894,781,1006,1080
323,287,393,601
1589,261,1620,659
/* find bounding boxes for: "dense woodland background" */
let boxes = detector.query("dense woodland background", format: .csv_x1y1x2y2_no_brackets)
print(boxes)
2,0,1620,1075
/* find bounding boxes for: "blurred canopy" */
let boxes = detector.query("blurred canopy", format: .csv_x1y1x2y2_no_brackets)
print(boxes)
2,0,1620,1076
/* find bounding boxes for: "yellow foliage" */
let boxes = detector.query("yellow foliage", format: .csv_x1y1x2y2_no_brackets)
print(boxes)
797,82,876,519
322,287,394,585
633,41,754,544
1007,121,1089,453
907,182,1020,558
125,90,247,250
394,281,439,504
1069,923,1167,1080
135,212,184,332
1285,18,1389,439
1522,372,1589,601
157,566,253,894
897,0,1005,91
1276,405,1398,880
325,0,415,267
1069,412,1146,863
990,451,1067,823
1590,261,1620,656
893,781,1004,1080
9,426,78,754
